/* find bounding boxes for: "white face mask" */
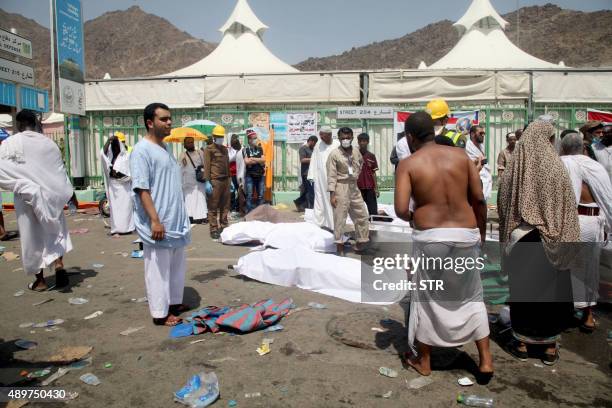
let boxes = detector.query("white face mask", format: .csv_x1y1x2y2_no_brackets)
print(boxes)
341,139,352,148
214,138,224,145
434,126,444,136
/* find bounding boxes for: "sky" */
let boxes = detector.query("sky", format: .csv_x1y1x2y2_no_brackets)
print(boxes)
2,0,610,64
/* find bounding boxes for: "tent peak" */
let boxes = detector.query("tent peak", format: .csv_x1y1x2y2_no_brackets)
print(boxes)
454,0,508,36
219,0,269,37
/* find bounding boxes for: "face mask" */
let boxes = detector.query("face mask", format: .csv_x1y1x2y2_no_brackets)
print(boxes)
434,126,444,136
341,140,352,148
248,139,257,146
214,138,224,145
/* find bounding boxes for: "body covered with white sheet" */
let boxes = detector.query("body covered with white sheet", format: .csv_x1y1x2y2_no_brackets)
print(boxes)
408,228,489,350
0,130,73,274
100,142,135,234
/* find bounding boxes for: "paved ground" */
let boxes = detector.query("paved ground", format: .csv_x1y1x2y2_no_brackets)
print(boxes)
0,209,610,408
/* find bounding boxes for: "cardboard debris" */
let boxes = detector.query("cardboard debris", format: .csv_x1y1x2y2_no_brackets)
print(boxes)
48,346,93,363
2,251,20,261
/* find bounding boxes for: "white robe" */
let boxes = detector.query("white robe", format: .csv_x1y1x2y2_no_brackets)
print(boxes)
561,154,612,307
465,139,493,201
408,228,489,351
307,139,340,230
180,150,208,221
0,131,73,275
396,137,411,161
593,142,612,183
100,145,135,234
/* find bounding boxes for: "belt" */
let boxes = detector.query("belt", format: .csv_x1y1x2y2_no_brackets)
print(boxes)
577,205,599,216
335,178,356,184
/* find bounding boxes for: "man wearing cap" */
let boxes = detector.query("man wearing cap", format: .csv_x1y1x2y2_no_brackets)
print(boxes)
204,125,231,240
426,99,466,148
466,125,493,201
243,129,267,213
101,132,135,235
592,123,612,181
580,121,603,162
308,126,340,230
497,132,517,180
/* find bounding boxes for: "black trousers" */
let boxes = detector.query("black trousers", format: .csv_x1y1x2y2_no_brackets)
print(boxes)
230,175,239,211
295,175,314,209
360,188,378,216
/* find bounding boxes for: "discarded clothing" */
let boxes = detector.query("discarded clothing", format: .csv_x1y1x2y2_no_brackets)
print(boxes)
169,298,293,338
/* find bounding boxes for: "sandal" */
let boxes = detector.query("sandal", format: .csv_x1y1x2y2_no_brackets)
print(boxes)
153,315,183,327
475,371,494,385
507,340,528,361
542,347,560,366
28,281,48,292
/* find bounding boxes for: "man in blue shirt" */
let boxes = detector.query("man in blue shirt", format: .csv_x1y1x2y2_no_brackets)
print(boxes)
130,102,191,327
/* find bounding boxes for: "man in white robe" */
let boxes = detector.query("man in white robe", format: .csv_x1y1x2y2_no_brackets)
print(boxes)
178,137,208,224
307,126,340,230
593,124,612,182
560,132,612,331
0,110,74,290
100,133,135,234
395,112,492,382
465,125,493,201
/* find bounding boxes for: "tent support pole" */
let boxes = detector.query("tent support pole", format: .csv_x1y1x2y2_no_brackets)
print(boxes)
527,71,534,123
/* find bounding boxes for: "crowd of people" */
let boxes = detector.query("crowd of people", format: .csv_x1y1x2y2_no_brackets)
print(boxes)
1,100,611,381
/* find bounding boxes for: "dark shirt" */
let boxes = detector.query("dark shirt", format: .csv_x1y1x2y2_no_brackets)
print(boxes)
298,145,313,176
244,145,265,178
357,150,378,190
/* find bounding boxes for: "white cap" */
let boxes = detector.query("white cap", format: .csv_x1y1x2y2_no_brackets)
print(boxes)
319,126,332,134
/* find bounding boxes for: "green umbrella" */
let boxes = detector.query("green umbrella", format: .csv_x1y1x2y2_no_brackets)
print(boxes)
184,120,218,137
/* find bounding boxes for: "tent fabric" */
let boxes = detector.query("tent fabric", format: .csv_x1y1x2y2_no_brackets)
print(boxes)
533,72,612,103
429,0,558,70
85,78,206,111
163,0,296,77
454,0,508,35
367,71,529,103
85,73,360,110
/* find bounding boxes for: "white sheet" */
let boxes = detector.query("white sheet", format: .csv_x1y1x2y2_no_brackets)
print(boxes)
236,247,393,304
221,221,335,253
465,139,492,200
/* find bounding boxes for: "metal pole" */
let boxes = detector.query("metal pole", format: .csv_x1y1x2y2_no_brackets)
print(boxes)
49,0,56,112
516,0,520,47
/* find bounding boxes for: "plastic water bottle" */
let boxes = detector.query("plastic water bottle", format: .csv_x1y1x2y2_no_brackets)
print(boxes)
457,393,494,407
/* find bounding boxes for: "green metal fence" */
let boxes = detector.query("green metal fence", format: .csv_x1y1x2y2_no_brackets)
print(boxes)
72,102,612,192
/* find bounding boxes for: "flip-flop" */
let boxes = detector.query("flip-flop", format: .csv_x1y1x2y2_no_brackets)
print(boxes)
542,348,560,366
153,316,183,327
28,281,48,292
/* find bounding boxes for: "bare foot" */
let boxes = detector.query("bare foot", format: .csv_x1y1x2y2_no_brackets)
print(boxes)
153,315,183,327
403,352,431,376
28,278,48,292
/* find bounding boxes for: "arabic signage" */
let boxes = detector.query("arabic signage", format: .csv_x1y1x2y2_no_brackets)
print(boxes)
286,112,317,144
0,58,34,86
337,106,394,119
0,28,33,59
55,0,86,115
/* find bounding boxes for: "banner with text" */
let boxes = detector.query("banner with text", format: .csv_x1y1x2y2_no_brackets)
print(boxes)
55,0,86,115
337,106,394,120
286,112,317,144
0,29,32,59
0,58,34,86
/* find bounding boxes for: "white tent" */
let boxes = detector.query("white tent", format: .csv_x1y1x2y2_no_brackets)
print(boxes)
428,0,561,70
163,0,298,76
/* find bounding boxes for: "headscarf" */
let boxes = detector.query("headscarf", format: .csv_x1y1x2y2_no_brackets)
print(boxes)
498,121,580,267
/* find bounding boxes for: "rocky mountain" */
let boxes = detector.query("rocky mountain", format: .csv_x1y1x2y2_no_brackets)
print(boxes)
296,4,612,70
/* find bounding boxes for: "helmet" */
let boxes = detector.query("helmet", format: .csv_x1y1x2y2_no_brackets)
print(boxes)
114,131,126,143
212,125,226,137
426,99,450,120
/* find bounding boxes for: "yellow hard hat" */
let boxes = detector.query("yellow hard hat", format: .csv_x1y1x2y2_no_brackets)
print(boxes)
212,125,226,137
426,99,450,120
114,131,126,143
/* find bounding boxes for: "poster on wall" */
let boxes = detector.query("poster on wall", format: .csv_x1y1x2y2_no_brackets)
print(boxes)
286,112,317,144
55,0,86,115
270,112,287,140
248,112,270,130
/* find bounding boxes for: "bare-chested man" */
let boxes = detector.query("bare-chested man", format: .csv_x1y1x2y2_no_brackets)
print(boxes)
394,111,493,384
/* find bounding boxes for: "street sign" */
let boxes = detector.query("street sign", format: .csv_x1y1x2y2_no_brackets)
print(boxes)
0,28,33,59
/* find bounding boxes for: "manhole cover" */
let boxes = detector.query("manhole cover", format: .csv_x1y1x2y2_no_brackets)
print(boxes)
326,312,407,353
